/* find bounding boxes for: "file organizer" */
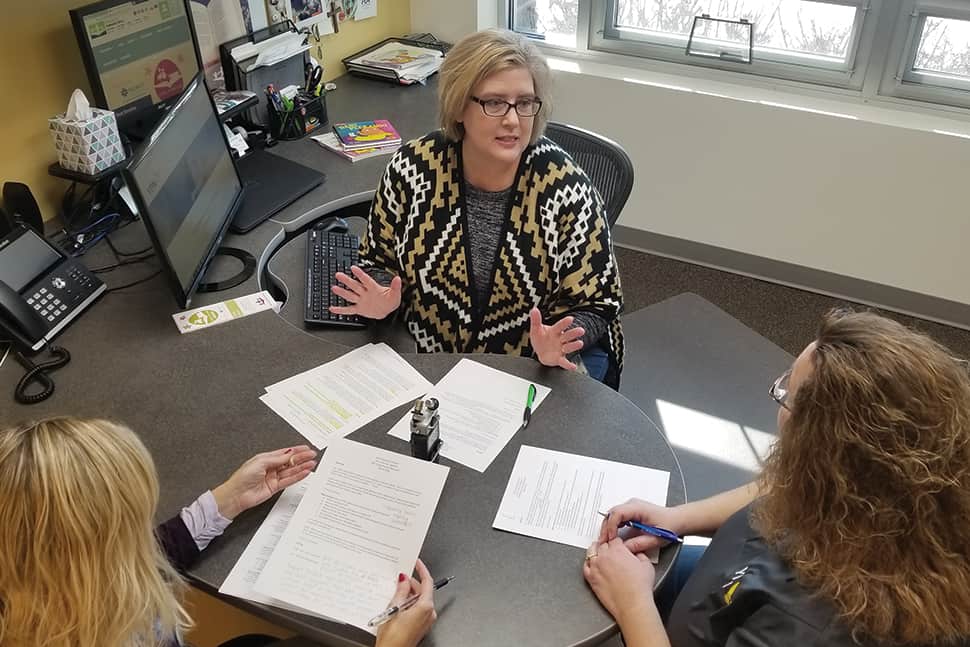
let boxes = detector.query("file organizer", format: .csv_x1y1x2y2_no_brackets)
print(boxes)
219,21,310,127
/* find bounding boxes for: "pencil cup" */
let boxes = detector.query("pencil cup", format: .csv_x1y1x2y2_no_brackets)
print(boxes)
268,93,328,141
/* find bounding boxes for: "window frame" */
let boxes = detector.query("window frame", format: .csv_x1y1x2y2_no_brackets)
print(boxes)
587,0,878,90
504,0,970,115
880,0,970,109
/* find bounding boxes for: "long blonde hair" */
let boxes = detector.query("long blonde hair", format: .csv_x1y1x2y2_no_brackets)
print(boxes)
438,28,552,144
754,311,970,644
0,417,191,646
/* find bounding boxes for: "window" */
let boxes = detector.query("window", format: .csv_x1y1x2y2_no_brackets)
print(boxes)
508,0,970,112
590,0,872,87
912,15,970,86
510,0,580,48
613,0,859,68
880,1,970,109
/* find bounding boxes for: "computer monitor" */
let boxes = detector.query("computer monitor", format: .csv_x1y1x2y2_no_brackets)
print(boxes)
70,0,202,139
123,73,246,309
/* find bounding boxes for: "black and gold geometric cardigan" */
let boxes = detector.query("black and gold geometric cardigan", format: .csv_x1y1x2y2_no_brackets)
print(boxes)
360,131,625,388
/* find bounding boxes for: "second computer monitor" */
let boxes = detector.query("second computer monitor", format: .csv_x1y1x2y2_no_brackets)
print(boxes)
123,74,243,309
70,0,201,138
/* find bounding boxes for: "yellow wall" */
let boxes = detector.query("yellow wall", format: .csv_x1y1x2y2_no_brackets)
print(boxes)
0,1,410,223
313,1,412,83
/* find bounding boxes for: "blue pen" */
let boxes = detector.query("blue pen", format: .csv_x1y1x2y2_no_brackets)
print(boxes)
597,510,683,544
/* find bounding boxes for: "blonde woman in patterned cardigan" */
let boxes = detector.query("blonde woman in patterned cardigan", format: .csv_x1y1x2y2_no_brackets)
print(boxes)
331,29,626,388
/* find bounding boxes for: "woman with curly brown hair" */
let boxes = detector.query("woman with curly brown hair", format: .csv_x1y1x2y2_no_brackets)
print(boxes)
584,310,970,647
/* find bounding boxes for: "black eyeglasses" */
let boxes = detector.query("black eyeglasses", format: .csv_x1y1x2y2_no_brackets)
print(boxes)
770,369,792,410
470,96,543,117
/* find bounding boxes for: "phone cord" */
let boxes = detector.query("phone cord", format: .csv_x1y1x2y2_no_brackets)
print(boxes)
13,345,71,404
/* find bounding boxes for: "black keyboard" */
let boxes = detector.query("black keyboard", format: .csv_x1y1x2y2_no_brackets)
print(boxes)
304,229,367,328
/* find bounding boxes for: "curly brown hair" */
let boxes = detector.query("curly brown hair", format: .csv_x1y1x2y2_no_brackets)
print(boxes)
753,310,970,645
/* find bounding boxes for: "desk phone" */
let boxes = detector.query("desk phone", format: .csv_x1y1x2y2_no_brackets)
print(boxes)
0,226,105,352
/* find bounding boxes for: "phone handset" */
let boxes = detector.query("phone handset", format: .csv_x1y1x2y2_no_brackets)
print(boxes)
0,279,48,352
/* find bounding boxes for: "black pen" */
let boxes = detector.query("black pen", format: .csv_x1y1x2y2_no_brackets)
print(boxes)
367,576,454,626
521,383,537,429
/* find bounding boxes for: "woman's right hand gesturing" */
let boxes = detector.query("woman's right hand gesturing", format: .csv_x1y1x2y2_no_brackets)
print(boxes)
330,265,402,320
598,498,686,555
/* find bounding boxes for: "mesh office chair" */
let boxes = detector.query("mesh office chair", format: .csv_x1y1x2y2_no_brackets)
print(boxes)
544,122,635,228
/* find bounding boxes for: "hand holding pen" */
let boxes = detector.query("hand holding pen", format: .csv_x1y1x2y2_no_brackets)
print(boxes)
597,499,685,555
373,559,442,647
597,510,682,543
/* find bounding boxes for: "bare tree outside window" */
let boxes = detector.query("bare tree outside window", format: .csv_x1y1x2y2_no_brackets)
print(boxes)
914,16,970,79
615,0,856,62
513,0,579,47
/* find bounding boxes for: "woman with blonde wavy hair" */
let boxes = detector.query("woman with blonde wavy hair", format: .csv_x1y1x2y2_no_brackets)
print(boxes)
0,417,437,647
584,310,970,647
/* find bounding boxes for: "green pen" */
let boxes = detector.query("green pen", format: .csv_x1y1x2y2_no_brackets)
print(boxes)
522,383,537,429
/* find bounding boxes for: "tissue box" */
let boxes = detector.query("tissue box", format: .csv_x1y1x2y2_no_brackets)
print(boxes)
48,108,126,175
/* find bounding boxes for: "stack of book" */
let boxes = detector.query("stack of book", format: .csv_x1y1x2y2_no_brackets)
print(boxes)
343,38,446,85
312,119,402,163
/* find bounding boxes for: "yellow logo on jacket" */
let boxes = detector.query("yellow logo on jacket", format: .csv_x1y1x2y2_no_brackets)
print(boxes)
722,566,749,605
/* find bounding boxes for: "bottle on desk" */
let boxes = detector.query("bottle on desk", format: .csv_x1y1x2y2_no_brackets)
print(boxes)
410,397,442,462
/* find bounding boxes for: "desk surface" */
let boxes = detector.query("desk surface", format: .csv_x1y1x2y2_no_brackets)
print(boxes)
3,75,687,647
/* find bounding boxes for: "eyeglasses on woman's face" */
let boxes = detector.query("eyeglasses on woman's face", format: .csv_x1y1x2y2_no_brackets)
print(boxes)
770,369,792,410
470,96,543,118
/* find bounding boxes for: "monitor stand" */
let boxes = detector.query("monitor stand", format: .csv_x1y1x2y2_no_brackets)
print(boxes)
230,148,325,234
197,247,256,293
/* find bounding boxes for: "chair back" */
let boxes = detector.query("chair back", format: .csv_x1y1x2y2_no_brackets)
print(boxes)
544,122,634,227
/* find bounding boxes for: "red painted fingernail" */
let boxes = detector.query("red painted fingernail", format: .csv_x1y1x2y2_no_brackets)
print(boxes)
398,573,407,582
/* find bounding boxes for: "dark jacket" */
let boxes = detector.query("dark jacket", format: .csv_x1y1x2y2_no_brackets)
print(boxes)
667,506,970,647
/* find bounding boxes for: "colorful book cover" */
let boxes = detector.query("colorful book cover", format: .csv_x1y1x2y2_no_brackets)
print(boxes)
332,119,402,149
312,132,398,163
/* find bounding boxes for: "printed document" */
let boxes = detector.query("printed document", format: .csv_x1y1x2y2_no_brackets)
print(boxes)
254,439,449,633
388,359,550,472
261,343,432,449
219,474,337,621
493,445,670,555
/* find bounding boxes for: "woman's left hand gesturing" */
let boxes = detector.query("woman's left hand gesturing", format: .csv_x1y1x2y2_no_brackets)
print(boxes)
529,308,585,370
212,446,317,519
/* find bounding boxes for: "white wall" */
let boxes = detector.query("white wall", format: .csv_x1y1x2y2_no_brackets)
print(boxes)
410,0,479,45
411,1,970,307
550,71,970,306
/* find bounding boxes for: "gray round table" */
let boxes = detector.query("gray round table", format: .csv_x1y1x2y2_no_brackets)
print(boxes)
212,219,689,647
2,203,686,647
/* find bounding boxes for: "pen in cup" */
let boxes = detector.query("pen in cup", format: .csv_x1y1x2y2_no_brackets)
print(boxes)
367,576,455,627
597,510,683,544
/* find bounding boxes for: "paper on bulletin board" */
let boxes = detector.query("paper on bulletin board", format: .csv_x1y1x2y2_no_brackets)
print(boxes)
354,0,376,20
283,0,335,32
189,0,268,87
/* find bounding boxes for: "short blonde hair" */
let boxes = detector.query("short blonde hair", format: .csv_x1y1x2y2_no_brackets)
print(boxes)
0,417,191,647
438,28,552,145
